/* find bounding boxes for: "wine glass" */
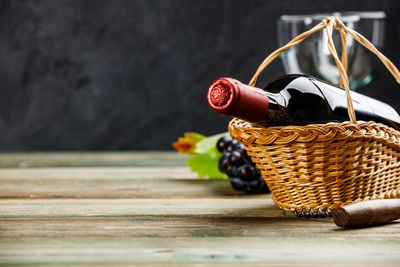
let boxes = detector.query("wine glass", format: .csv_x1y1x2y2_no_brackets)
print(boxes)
277,12,386,90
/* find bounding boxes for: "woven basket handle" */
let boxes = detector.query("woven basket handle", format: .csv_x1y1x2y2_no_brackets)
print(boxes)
249,16,400,124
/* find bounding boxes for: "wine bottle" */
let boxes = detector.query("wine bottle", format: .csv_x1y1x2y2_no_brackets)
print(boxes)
206,74,400,129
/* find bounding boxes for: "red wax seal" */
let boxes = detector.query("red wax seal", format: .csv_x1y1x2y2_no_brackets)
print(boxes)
209,81,231,107
207,78,236,112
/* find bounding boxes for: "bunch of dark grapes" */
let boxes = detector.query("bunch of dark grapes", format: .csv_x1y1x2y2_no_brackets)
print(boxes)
217,136,270,194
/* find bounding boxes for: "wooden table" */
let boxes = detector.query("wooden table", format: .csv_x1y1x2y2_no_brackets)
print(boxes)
1,152,400,266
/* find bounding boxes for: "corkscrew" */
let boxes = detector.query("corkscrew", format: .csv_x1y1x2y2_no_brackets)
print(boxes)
293,199,400,228
293,208,333,218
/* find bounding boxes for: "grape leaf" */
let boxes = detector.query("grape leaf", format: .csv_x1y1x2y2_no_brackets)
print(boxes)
173,131,230,179
186,149,227,179
195,132,229,154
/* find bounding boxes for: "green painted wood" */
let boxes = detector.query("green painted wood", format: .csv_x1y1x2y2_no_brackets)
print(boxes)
1,214,400,265
1,265,383,267
0,166,196,179
0,216,336,238
0,265,376,267
1,198,400,265
3,265,377,267
0,177,241,199
0,176,237,199
1,152,400,266
0,198,284,218
0,167,238,199
0,152,188,168
1,228,400,265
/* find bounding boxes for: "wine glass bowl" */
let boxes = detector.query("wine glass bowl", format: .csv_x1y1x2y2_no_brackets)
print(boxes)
277,12,386,90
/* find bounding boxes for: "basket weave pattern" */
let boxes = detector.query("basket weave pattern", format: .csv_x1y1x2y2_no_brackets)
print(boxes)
229,17,400,213
229,119,400,212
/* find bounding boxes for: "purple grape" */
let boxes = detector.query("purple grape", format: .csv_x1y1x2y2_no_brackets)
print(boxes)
228,151,243,166
247,178,264,193
230,177,246,191
259,180,270,193
225,142,235,153
226,164,238,177
216,137,270,194
218,154,230,173
238,164,257,181
242,152,252,164
233,143,245,153
216,136,232,153
235,142,244,149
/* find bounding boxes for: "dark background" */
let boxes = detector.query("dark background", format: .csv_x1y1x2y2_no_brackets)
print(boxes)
0,0,399,151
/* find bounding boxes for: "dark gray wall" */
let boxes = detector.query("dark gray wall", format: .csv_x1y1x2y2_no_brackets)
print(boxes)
0,0,399,150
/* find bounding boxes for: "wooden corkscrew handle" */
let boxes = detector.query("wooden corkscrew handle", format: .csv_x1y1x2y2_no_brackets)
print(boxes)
333,199,400,227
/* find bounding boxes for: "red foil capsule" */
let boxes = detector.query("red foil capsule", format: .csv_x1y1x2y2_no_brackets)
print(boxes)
206,77,269,123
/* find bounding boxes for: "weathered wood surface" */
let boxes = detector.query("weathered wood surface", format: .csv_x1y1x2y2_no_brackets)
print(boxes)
0,152,187,168
0,152,400,266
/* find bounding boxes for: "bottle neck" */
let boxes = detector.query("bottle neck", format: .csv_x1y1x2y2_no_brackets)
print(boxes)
207,78,270,123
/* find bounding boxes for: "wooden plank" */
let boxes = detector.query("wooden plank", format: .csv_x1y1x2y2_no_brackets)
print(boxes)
0,167,246,199
4,216,400,239
1,153,399,266
0,152,187,168
0,198,284,218
0,167,197,180
2,265,385,267
1,227,399,265
1,216,400,265
0,176,243,199
4,265,397,267
0,216,336,238
1,262,376,267
1,240,399,266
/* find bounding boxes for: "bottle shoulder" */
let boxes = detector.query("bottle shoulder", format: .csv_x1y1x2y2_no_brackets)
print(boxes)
264,75,327,101
263,74,341,93
263,74,306,93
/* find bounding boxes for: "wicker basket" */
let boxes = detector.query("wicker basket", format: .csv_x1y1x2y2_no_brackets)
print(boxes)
228,17,400,216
